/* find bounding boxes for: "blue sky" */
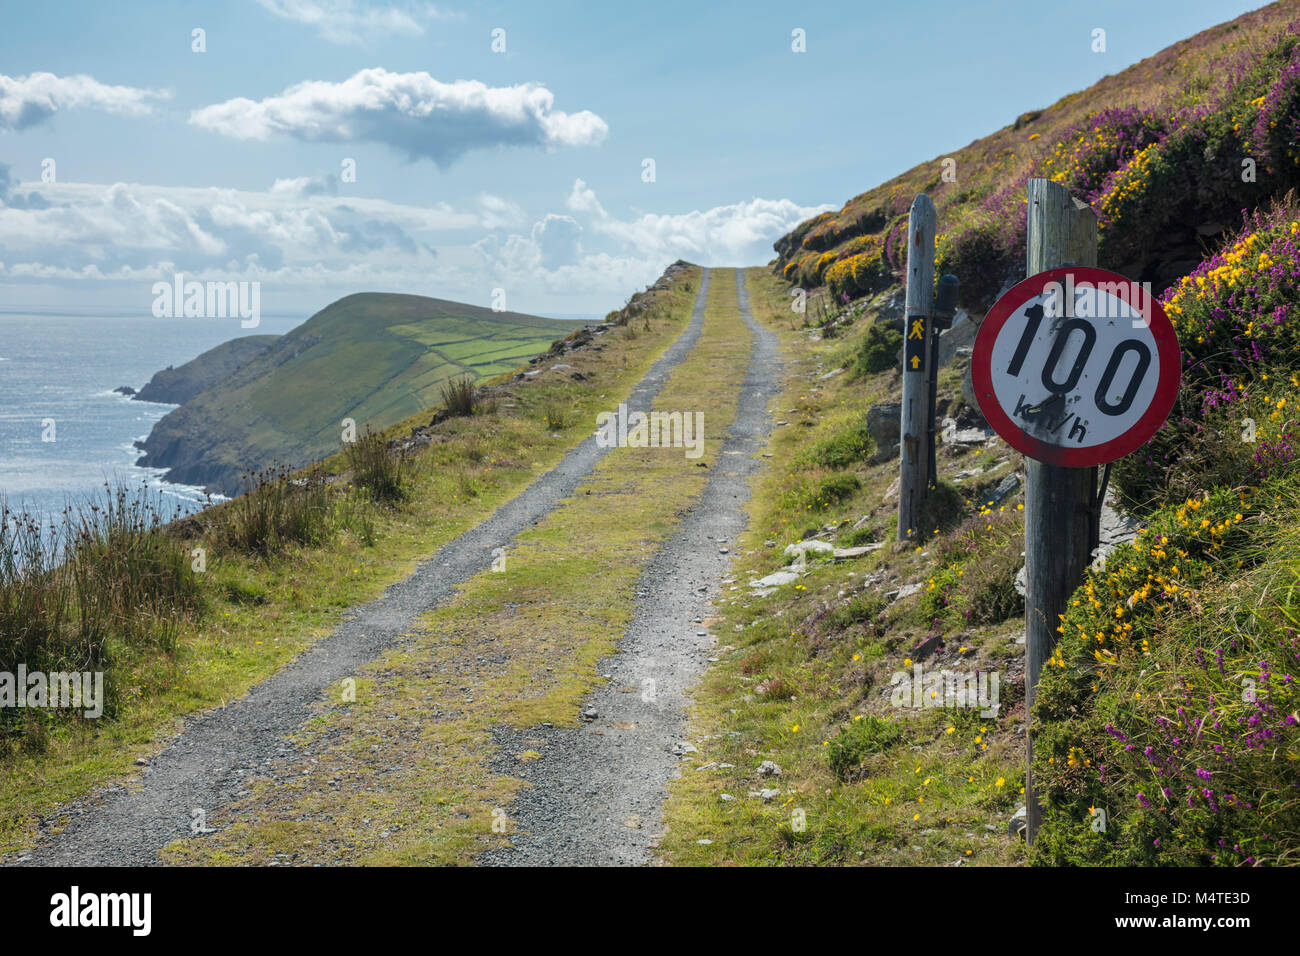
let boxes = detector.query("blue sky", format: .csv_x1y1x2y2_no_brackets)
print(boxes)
0,0,1268,317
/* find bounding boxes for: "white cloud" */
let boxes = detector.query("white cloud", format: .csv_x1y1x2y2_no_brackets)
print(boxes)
0,72,168,131
256,0,458,45
270,173,340,197
473,184,831,312
531,214,582,269
0,173,497,283
566,178,606,217
476,193,526,231
565,179,832,266
189,69,608,166
0,166,831,317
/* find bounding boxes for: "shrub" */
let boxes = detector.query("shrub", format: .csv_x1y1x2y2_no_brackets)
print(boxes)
1,484,199,749
1115,201,1300,504
837,234,880,258
65,484,201,646
439,376,477,417
1096,32,1300,267
825,237,890,301
934,193,1026,313
215,466,334,555
795,211,837,251
540,399,576,431
810,251,838,285
806,474,861,512
802,418,874,469
345,428,407,505
853,318,904,377
1032,481,1299,865
1252,45,1300,173
828,715,903,781
882,215,910,275
1040,107,1167,202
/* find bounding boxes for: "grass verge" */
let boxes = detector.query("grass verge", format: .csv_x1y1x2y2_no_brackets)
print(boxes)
659,268,1029,865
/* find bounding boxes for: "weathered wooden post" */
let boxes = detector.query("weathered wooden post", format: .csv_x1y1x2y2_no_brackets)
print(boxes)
898,194,936,542
1022,178,1098,844
928,274,960,489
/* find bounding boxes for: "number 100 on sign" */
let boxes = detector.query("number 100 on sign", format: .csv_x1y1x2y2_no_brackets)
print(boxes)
972,267,1181,468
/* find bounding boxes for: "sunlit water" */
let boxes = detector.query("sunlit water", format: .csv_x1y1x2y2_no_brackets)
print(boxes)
0,310,304,529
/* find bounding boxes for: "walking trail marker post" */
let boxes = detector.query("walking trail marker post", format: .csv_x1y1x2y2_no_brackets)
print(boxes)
898,194,936,543
971,178,1180,844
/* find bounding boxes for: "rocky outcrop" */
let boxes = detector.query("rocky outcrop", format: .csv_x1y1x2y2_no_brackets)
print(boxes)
866,402,901,464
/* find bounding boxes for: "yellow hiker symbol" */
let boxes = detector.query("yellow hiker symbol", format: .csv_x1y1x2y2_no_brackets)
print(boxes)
909,318,924,339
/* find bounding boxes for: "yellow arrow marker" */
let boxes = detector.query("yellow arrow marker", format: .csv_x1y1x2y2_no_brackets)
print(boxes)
910,355,921,370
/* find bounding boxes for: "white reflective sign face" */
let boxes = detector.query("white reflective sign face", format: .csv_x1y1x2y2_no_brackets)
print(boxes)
987,284,1160,450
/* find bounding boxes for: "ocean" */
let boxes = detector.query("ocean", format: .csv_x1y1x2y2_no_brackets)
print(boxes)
0,310,304,528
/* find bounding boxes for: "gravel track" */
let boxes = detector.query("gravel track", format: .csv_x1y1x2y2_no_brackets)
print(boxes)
8,270,715,868
480,268,780,866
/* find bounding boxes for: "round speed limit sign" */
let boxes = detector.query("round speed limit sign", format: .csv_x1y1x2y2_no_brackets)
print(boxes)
972,267,1181,467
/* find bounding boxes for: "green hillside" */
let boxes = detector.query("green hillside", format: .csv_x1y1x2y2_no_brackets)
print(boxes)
136,292,575,495
134,334,280,405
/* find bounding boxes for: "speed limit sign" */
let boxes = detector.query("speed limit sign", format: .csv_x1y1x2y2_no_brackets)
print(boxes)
972,267,1181,467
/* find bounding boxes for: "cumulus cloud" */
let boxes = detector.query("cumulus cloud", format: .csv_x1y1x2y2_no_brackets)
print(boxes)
1,167,830,317
477,193,526,231
189,69,608,166
270,173,341,197
566,179,832,266
473,183,831,312
566,178,606,218
0,162,49,209
0,176,503,284
0,72,168,131
256,0,457,45
531,214,582,269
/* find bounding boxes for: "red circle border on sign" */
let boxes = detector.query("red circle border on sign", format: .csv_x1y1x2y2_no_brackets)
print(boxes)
971,266,1182,468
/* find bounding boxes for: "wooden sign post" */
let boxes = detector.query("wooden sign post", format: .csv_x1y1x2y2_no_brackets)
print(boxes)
898,194,936,543
1021,179,1097,844
970,179,1181,846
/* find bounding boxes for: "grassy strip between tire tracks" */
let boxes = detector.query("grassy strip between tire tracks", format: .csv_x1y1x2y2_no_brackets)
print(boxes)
158,270,753,865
